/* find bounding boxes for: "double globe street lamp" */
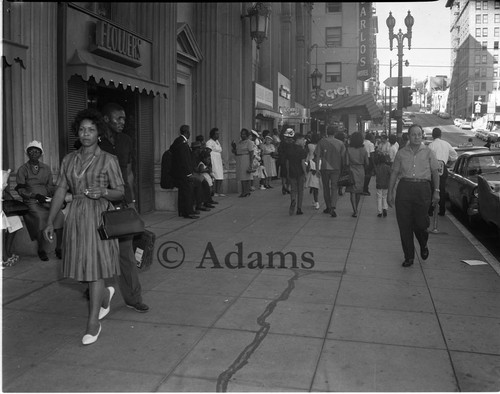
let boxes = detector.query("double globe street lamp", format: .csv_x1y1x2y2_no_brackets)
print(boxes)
386,10,414,137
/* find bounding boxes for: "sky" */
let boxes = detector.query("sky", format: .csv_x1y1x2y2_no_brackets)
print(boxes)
375,0,452,87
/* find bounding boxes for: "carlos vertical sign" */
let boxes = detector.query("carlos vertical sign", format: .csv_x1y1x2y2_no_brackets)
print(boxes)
357,2,373,81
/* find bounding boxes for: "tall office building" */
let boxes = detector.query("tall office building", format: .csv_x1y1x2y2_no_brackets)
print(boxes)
447,0,500,119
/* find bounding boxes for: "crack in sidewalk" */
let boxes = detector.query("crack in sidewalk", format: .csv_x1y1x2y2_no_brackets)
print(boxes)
215,269,309,392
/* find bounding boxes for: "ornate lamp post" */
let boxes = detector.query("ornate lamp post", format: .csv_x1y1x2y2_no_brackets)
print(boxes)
242,2,271,49
310,44,323,95
386,10,414,138
310,44,323,133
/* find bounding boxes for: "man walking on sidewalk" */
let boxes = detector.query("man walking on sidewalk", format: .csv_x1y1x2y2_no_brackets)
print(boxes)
315,125,346,218
101,102,149,313
284,132,308,215
388,124,440,267
428,127,458,216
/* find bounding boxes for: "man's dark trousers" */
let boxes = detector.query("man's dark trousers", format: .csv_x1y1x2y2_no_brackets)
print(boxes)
176,177,194,216
321,169,340,210
395,180,431,261
118,236,142,305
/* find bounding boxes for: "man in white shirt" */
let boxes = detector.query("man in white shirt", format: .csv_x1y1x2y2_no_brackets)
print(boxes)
388,134,399,163
428,127,458,216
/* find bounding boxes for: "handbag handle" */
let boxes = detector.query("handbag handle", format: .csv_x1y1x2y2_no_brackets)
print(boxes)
109,198,130,210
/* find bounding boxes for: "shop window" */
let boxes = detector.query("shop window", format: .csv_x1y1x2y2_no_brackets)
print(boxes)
476,14,482,24
325,62,341,82
326,3,341,13
325,27,341,47
484,14,489,23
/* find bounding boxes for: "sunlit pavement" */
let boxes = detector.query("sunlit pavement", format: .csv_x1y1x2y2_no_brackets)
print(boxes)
3,179,500,392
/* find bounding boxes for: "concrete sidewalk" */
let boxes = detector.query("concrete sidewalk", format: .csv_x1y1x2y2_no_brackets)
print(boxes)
3,180,500,392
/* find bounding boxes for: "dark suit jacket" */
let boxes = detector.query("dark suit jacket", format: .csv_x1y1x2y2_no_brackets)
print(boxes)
170,135,193,180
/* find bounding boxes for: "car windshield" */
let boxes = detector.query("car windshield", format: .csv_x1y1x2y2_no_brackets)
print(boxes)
467,154,500,176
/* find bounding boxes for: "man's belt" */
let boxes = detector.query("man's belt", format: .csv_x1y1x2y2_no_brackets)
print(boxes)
400,177,430,183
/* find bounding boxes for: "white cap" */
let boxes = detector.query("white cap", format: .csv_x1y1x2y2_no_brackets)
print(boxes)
284,128,295,138
26,140,43,154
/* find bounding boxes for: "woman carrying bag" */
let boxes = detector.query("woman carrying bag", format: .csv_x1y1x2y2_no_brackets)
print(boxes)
43,108,125,346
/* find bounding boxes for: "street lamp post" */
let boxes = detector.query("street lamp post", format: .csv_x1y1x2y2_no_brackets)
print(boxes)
386,10,414,138
310,44,323,133
388,59,409,135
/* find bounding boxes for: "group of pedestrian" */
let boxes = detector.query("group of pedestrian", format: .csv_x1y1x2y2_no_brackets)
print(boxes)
4,114,456,347
169,125,220,218
232,128,279,197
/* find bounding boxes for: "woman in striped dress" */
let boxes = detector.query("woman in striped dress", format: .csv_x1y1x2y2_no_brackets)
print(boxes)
44,108,124,345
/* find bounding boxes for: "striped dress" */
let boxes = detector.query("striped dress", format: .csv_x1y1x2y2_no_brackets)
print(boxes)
57,146,124,282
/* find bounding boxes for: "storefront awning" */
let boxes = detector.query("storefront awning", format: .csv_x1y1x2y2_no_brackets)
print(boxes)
255,103,281,119
67,50,168,98
2,39,28,69
311,93,382,120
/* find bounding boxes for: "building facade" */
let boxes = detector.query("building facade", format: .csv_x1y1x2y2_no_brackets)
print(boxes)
309,2,381,135
2,2,313,212
447,0,500,119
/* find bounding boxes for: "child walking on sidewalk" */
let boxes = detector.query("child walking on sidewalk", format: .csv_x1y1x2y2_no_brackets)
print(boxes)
373,151,391,218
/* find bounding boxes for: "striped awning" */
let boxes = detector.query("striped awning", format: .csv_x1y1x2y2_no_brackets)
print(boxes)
311,93,383,120
67,50,168,98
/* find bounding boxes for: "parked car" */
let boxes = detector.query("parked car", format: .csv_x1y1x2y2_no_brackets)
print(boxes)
454,118,464,127
460,121,473,130
477,174,500,239
486,131,500,142
438,112,451,119
475,129,490,141
452,146,489,158
446,150,500,225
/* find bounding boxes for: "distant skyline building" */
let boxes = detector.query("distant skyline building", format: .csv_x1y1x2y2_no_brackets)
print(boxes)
446,0,500,119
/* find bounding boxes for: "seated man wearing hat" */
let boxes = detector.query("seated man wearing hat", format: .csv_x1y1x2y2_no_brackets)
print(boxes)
15,141,65,261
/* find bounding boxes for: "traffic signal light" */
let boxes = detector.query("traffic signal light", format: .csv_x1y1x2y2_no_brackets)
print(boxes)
402,87,413,108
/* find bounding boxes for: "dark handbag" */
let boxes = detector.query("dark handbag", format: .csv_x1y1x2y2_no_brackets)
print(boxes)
2,199,29,216
133,230,156,269
338,166,354,187
97,202,145,240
